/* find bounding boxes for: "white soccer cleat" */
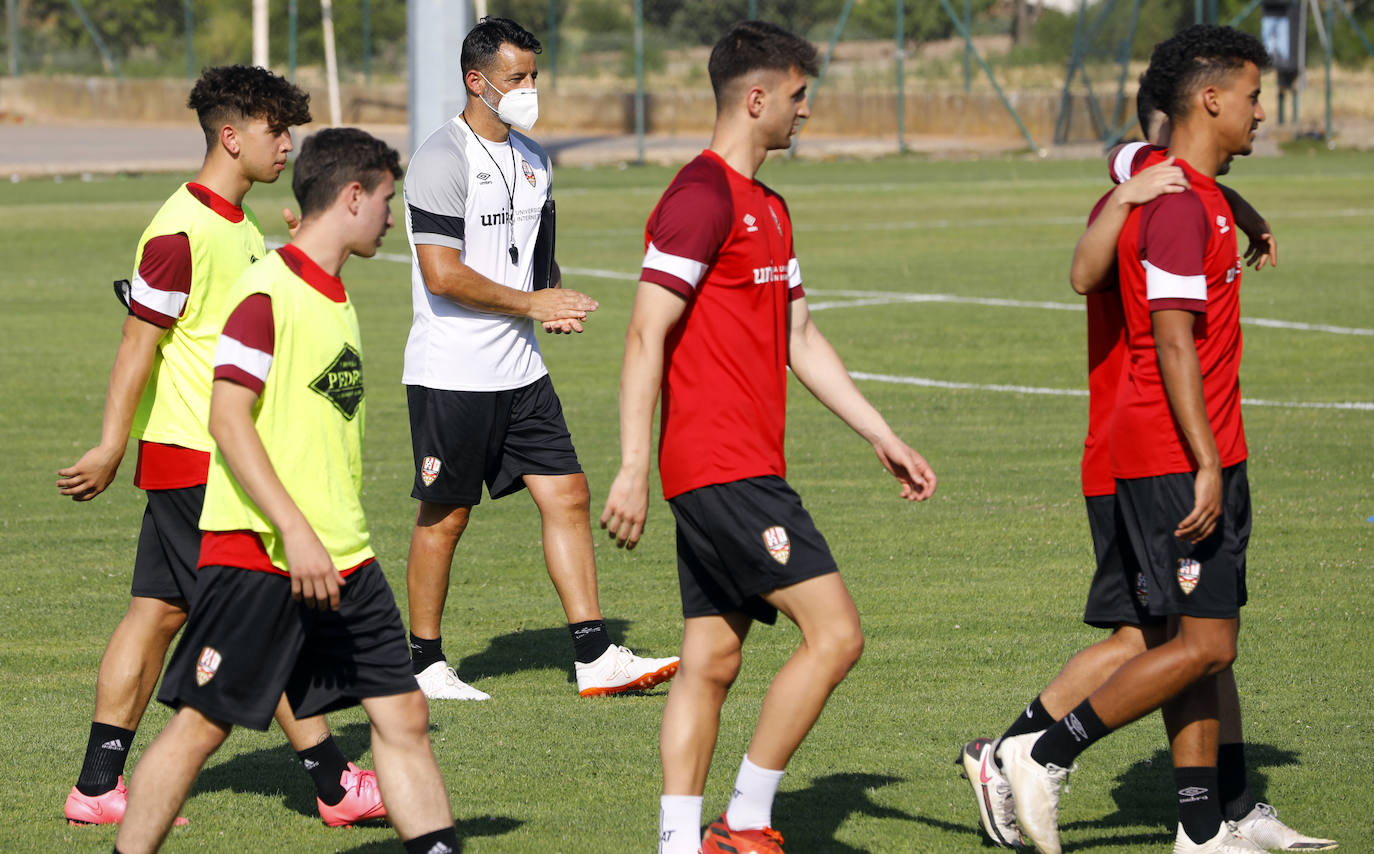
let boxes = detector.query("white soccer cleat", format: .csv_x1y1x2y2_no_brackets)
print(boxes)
1234,803,1337,851
957,737,1022,848
1174,822,1268,853
998,732,1072,854
415,661,490,701
574,644,679,697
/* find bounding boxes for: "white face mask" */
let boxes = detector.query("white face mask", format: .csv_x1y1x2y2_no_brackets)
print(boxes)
479,72,539,131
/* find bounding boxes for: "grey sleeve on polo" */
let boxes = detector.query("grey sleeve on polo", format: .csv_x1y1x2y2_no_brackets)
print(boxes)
405,128,468,251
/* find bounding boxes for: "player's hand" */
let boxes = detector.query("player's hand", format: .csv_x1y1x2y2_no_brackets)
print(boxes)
1175,465,1222,544
600,468,650,549
1242,230,1277,270
282,207,301,238
527,288,598,324
543,317,584,334
872,435,937,502
56,444,124,501
1117,156,1188,206
285,529,344,611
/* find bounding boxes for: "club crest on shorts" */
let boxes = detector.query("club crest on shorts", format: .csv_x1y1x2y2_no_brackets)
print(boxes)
1177,558,1202,595
1135,571,1150,606
762,525,790,565
420,455,442,487
195,646,222,686
521,159,536,187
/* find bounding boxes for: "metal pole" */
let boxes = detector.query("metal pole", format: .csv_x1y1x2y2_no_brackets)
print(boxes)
363,0,372,84
788,0,855,157
634,0,645,165
1324,0,1333,143
896,0,907,152
938,0,1040,151
252,0,268,68
1336,0,1374,60
963,0,972,90
1227,0,1263,26
184,0,193,79
321,0,342,124
68,0,119,76
1195,0,1204,23
748,0,758,18
6,0,17,76
547,0,557,90
288,0,297,81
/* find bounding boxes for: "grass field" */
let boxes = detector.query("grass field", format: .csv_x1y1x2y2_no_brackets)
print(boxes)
0,149,1370,853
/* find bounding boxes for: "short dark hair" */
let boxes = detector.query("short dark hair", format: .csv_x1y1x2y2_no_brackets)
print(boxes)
461,16,541,76
292,128,402,218
187,65,311,146
708,20,819,100
1145,25,1271,120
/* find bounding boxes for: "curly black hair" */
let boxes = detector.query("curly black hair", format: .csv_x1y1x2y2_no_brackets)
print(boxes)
187,65,312,145
708,20,820,100
1145,25,1271,121
461,17,542,76
292,127,402,218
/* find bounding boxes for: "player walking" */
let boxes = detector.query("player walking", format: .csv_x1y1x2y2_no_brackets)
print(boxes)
115,128,460,854
599,21,937,854
56,65,382,828
401,17,677,701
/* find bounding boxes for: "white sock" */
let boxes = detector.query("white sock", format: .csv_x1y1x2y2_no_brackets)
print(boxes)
724,754,785,831
660,794,703,854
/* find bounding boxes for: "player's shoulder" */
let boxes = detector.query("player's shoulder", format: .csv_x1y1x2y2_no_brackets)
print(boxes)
407,121,469,177
661,154,732,207
509,130,550,169
1108,142,1168,184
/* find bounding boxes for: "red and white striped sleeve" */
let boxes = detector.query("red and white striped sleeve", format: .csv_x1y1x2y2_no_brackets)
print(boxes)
130,233,192,327
1138,191,1208,313
213,293,274,395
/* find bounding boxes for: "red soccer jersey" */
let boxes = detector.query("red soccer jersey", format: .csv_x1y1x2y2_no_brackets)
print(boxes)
640,150,803,500
1081,191,1126,498
1111,158,1247,479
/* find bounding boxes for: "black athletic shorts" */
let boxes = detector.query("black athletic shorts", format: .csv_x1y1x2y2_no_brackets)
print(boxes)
157,561,416,730
130,485,205,603
668,476,839,625
407,375,582,505
1116,461,1251,620
1081,494,1160,629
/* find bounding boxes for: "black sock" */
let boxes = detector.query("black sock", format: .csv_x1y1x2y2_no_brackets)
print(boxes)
1000,696,1057,744
410,633,446,675
1030,699,1112,769
404,826,460,853
1218,742,1256,821
297,737,350,805
1175,765,1222,844
569,620,612,664
76,722,136,796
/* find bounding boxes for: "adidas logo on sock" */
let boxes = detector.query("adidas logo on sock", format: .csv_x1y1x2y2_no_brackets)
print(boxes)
426,843,454,854
302,759,319,770
101,739,126,752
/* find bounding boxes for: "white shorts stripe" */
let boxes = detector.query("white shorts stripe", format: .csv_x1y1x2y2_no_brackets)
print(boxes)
130,270,187,319
787,257,803,289
214,334,273,383
642,242,708,289
1144,260,1206,303
1113,142,1148,185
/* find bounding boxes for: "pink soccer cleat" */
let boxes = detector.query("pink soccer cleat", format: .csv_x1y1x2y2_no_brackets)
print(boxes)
65,776,187,826
317,763,387,827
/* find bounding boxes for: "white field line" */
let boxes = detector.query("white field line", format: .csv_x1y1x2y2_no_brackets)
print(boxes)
346,248,1371,411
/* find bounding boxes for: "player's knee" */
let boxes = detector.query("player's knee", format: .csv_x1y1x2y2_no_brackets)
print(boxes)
373,691,433,747
125,596,189,641
809,622,864,677
1176,635,1236,678
687,647,742,691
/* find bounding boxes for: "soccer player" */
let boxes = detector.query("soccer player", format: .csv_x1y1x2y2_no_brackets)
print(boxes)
114,128,460,854
401,16,678,700
599,21,937,854
56,65,383,828
959,69,1333,854
995,26,1282,854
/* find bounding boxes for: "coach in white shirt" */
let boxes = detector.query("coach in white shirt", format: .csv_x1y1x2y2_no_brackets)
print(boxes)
400,16,679,701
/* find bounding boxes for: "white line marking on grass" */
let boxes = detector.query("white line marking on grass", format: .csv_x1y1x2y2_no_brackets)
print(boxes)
848,371,1374,411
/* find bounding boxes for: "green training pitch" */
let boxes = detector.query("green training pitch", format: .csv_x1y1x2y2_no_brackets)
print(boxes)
0,150,1369,853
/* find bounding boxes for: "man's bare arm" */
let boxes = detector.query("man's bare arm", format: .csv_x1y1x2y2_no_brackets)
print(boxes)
1153,309,1222,544
416,243,597,323
56,315,167,500
786,297,936,502
1217,183,1277,270
1070,157,1188,295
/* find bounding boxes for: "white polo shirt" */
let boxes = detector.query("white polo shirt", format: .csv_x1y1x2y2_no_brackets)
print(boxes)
402,115,553,391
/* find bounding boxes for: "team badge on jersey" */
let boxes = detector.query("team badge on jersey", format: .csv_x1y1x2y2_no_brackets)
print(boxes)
1177,558,1202,595
521,159,536,187
196,646,223,686
762,526,790,565
421,455,442,487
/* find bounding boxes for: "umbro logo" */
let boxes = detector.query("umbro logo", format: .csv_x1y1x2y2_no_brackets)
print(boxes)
743,213,759,233
476,171,492,184
1216,214,1230,234
1178,786,1209,797
101,739,126,752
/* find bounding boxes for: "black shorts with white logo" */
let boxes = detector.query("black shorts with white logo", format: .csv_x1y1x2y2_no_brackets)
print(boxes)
1080,494,1160,629
130,485,205,603
157,561,416,730
1116,461,1251,620
668,476,838,625
407,375,582,505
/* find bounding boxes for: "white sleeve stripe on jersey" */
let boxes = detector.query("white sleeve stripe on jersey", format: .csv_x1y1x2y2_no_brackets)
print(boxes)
642,242,708,289
1144,260,1206,302
787,257,803,289
130,270,187,318
1113,142,1148,184
214,334,273,383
